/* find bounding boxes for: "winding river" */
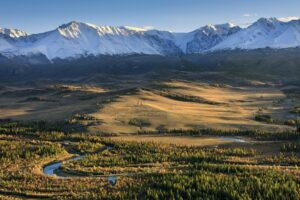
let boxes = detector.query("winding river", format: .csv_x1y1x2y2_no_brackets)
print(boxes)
43,148,117,185
42,136,247,184
43,155,84,176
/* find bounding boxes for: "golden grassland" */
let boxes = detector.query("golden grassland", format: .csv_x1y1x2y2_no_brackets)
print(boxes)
0,84,107,121
90,81,296,133
0,80,298,135
109,135,246,146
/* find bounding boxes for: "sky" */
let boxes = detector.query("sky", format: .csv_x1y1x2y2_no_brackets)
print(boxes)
0,0,299,34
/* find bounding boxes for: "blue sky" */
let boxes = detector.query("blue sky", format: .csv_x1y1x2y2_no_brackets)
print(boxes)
0,0,299,33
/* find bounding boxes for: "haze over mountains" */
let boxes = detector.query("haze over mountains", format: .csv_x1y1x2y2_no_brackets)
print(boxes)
0,17,300,60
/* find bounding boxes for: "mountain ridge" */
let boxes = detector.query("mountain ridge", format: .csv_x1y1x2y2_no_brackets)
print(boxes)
1,17,300,60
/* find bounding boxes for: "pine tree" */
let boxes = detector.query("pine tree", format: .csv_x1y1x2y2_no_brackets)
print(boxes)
296,118,300,134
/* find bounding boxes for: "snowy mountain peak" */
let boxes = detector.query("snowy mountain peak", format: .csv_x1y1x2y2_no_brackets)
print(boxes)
278,16,300,23
255,17,300,25
184,23,241,53
57,22,148,39
253,17,282,28
193,23,240,36
57,21,99,38
59,21,88,28
123,26,149,32
257,17,280,23
205,23,236,30
0,28,28,38
213,17,300,51
222,22,236,28
1,17,300,60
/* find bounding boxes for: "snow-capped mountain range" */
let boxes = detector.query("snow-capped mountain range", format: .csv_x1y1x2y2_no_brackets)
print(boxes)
1,17,300,60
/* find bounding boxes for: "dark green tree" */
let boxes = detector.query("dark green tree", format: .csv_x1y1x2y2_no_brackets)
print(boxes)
296,118,300,134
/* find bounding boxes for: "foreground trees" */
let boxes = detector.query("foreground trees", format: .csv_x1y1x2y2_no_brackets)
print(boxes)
0,120,299,199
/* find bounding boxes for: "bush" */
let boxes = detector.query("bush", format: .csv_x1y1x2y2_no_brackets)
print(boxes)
255,114,274,123
69,113,96,124
281,142,300,152
284,119,296,126
156,90,222,105
128,118,151,128
290,106,300,114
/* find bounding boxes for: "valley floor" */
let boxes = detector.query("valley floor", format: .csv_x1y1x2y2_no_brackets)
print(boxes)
0,79,298,133
0,74,299,199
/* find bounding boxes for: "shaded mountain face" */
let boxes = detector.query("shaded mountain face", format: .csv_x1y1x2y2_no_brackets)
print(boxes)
1,49,300,85
1,17,300,61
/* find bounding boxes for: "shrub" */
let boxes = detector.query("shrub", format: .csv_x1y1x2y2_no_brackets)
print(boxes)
255,114,274,123
290,106,300,114
284,119,296,126
69,113,96,124
128,118,151,128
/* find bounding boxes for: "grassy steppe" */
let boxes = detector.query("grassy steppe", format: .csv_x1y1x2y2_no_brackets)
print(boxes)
1,80,298,134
